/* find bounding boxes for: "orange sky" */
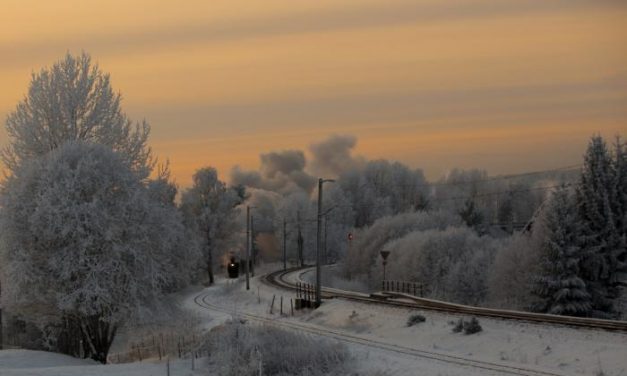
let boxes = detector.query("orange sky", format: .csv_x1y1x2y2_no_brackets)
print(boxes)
1,0,626,187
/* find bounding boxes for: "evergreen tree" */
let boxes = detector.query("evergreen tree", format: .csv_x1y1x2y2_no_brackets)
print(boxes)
612,137,627,252
532,187,591,316
576,136,625,318
459,197,484,234
611,137,627,314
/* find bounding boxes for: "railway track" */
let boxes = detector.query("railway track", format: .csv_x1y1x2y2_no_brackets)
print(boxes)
264,266,627,332
192,289,566,376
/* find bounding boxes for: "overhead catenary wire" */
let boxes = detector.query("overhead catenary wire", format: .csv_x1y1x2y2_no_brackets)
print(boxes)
244,165,581,230
260,183,574,226
415,164,581,188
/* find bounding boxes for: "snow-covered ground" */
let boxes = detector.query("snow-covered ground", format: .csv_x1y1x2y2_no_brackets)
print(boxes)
184,264,627,376
0,349,205,376
3,264,626,375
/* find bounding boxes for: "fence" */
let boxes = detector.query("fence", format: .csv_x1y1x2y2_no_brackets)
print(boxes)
294,282,316,309
382,280,423,297
107,332,203,364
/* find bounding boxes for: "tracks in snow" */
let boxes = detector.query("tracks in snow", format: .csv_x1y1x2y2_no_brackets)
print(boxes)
192,287,566,376
265,267,627,333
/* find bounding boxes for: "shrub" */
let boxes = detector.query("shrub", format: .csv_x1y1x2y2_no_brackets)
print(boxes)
451,317,482,335
406,314,426,327
202,320,351,375
452,318,464,333
463,317,483,334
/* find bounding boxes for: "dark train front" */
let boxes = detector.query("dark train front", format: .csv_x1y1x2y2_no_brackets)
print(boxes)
226,256,239,279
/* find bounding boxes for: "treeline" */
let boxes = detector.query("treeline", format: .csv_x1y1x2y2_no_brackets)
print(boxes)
344,136,627,319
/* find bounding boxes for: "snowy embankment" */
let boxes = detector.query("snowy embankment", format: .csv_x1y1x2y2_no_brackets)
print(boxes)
0,349,203,376
187,264,627,376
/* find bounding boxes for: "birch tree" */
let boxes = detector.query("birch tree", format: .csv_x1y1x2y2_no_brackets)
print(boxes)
0,142,181,362
1,52,152,178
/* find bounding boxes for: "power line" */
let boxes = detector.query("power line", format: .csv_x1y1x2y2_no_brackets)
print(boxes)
437,183,574,202
421,164,581,188
246,169,580,227
352,164,581,190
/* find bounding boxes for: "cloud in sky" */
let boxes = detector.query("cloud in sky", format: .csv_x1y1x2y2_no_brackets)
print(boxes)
1,0,626,186
231,134,367,194
1,0,623,66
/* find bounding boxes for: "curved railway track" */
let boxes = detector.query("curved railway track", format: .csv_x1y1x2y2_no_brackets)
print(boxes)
193,288,566,376
264,266,627,332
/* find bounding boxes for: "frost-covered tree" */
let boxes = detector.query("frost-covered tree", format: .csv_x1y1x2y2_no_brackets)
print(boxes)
531,187,591,316
432,169,487,214
577,136,626,318
1,52,152,177
458,197,485,234
337,160,428,227
180,167,243,284
383,226,498,305
276,191,315,265
0,142,183,363
320,185,355,263
488,232,543,310
342,210,462,281
146,162,178,207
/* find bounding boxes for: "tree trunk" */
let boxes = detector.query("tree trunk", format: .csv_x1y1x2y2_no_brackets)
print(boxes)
79,315,117,364
207,229,214,284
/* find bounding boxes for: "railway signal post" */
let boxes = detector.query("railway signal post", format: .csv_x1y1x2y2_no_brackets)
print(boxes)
380,249,391,283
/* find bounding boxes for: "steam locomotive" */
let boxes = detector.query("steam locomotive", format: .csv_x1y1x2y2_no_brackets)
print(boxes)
227,256,239,279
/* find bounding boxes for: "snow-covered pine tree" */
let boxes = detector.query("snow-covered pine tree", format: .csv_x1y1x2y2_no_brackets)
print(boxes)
612,137,627,250
611,137,627,313
576,135,624,318
532,186,591,317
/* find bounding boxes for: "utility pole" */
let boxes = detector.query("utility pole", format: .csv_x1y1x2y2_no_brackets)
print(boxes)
380,250,391,283
324,216,328,265
0,281,3,350
250,214,255,277
316,178,335,307
297,211,303,267
283,218,287,271
246,205,250,290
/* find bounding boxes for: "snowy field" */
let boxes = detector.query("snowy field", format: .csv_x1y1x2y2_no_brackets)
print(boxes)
2,265,626,375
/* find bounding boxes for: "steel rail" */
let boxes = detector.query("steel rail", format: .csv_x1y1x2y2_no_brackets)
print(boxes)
263,267,627,332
